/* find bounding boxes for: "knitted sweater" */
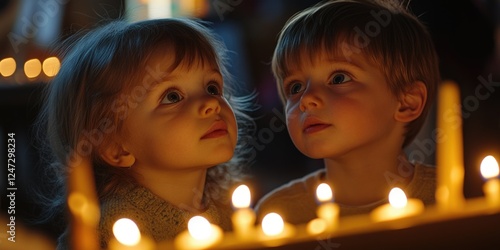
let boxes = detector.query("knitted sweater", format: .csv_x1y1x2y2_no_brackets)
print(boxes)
57,182,233,249
98,182,233,248
255,163,436,225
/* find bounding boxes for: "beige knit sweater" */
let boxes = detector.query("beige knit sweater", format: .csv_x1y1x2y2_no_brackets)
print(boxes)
57,182,233,249
255,163,436,225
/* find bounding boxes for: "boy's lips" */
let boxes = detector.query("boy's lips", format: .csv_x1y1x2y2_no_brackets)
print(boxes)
303,116,331,134
201,120,228,139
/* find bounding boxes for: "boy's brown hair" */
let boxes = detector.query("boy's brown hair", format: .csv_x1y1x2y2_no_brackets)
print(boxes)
272,0,440,147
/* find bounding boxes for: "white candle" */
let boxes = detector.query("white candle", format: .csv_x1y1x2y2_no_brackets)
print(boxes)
174,216,222,249
480,155,500,207
371,187,424,222
67,154,100,250
436,81,466,210
312,183,339,233
231,184,256,240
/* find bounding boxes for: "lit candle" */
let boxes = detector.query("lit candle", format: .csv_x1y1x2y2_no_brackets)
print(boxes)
259,212,294,244
436,81,466,210
311,183,339,233
108,218,154,250
371,187,424,222
231,184,256,239
174,216,223,249
261,213,284,236
67,154,100,250
480,155,500,207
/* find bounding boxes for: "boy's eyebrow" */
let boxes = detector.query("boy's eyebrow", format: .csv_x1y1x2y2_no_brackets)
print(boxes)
282,57,365,81
325,57,364,69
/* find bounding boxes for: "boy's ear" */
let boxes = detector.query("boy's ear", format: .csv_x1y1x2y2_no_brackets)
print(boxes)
100,142,135,168
394,81,427,123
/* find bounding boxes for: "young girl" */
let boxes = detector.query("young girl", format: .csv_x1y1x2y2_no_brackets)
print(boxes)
36,18,254,248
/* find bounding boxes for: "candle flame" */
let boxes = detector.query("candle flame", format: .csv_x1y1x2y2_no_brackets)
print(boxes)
113,218,141,246
232,184,251,209
481,155,499,179
316,183,333,202
42,57,61,77
188,216,212,240
24,58,42,78
388,187,407,209
0,57,16,77
261,213,284,236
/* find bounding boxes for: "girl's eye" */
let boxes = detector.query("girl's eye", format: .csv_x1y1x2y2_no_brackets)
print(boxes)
330,73,352,84
289,82,304,95
207,82,222,95
161,89,183,104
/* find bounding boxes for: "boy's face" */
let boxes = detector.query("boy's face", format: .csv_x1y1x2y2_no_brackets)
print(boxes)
119,54,238,171
281,51,403,160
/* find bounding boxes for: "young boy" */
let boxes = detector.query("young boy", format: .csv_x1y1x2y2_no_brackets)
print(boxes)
255,0,440,224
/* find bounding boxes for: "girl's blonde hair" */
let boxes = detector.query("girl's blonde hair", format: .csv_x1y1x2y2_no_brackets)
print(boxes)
272,0,440,147
36,18,254,222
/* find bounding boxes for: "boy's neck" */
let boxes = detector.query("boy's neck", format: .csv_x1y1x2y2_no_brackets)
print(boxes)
133,167,208,212
324,151,414,206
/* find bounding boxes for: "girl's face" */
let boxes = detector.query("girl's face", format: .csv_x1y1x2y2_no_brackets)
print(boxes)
281,50,403,160
118,53,238,172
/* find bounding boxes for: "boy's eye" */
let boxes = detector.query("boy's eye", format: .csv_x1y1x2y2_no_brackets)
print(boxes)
289,82,304,95
161,89,183,104
207,82,222,95
330,73,352,84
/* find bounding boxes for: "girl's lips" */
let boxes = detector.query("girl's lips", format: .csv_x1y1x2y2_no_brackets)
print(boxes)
201,120,228,139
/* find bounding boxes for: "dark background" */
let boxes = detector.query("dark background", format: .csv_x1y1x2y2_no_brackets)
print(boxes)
1,0,499,243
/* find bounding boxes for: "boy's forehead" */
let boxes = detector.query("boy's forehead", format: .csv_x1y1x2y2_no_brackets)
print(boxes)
284,47,370,72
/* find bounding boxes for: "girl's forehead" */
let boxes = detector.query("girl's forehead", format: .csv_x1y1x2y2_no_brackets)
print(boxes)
144,50,219,75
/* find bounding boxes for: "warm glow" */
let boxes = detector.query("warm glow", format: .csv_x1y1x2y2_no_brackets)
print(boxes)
481,155,499,179
232,184,251,209
42,57,60,77
0,57,16,77
113,218,141,246
24,58,42,78
388,187,407,209
188,216,212,241
316,183,333,202
261,213,284,236
306,218,327,235
67,192,100,225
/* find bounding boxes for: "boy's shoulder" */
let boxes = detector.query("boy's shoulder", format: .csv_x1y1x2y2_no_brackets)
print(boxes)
254,168,325,224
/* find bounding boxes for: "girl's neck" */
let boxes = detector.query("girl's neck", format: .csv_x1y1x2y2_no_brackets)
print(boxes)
132,167,208,213
324,151,414,206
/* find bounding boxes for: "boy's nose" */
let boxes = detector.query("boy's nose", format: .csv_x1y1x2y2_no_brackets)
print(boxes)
299,84,323,112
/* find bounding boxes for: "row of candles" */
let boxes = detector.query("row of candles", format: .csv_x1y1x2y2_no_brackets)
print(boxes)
0,57,60,81
107,152,499,249
66,80,499,249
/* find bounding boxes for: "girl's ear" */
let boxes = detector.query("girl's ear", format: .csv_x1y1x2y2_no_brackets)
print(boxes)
394,81,427,123
100,142,136,168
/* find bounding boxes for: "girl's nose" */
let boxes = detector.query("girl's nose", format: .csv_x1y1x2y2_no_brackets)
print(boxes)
199,95,221,116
